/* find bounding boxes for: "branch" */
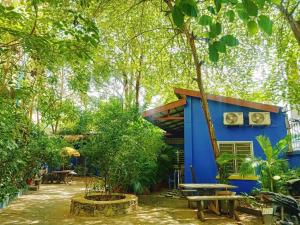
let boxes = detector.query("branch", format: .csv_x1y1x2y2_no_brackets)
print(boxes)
0,39,20,48
289,1,300,16
123,27,177,47
29,3,38,35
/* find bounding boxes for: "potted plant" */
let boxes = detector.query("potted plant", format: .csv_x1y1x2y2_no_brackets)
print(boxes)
239,135,290,192
216,153,237,195
236,135,291,217
216,153,237,213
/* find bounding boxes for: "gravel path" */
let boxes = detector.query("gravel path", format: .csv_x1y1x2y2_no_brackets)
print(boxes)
0,179,262,225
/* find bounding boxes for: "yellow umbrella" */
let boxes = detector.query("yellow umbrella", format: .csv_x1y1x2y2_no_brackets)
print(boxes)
61,147,80,157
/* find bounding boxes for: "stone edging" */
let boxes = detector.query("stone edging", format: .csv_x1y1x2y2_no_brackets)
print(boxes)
70,192,138,216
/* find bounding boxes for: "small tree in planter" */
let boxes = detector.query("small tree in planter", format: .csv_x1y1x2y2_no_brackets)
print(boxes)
216,153,237,185
240,135,290,192
216,153,239,213
82,99,164,195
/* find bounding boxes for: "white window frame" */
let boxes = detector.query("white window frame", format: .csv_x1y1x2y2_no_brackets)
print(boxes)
218,141,254,175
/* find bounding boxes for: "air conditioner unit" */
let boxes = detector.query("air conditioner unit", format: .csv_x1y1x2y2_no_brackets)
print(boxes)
223,112,244,125
249,112,271,125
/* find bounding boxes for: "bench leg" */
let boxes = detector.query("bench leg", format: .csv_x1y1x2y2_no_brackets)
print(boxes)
208,201,221,215
197,201,206,222
229,200,240,221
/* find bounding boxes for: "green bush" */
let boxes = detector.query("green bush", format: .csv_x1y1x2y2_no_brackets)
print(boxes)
240,135,290,192
0,97,63,199
82,99,165,194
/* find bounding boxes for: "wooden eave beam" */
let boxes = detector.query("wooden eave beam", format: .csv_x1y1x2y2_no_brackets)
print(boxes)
142,99,186,118
155,116,184,121
174,88,280,113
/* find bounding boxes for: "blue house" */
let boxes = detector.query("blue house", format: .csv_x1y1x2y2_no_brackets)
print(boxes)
143,88,300,193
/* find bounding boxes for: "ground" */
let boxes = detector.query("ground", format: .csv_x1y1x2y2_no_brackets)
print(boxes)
0,178,262,225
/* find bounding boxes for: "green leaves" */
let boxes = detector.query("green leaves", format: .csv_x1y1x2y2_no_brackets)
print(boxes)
221,35,239,46
242,0,258,17
171,0,198,28
256,0,266,8
247,20,258,35
209,22,222,38
208,35,239,62
172,6,184,28
214,0,222,13
258,15,273,35
179,0,199,17
271,0,281,5
198,15,212,26
226,10,235,22
209,43,219,62
207,6,216,15
237,9,249,21
215,40,227,53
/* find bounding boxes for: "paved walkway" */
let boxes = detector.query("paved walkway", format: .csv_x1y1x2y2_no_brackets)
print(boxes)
0,179,262,225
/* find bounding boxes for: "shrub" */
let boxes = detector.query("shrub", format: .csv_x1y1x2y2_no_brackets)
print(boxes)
240,135,289,192
0,97,63,198
82,99,164,194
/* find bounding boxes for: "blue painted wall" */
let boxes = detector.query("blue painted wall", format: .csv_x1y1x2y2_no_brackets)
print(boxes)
184,96,287,193
287,151,300,168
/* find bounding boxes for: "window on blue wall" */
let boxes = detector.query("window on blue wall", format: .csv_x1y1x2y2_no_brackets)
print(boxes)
218,142,253,174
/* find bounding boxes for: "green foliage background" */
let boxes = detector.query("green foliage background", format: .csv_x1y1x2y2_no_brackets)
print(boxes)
82,100,166,194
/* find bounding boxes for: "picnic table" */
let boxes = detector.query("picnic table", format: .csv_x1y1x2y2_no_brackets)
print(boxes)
179,183,237,191
51,170,73,184
187,195,248,221
179,183,238,217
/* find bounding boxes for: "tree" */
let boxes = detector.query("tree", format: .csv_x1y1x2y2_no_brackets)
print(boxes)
240,135,289,192
277,0,300,45
162,0,276,158
82,99,164,193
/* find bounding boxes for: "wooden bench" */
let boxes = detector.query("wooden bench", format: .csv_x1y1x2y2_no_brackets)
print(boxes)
181,189,197,195
187,195,248,222
180,189,197,208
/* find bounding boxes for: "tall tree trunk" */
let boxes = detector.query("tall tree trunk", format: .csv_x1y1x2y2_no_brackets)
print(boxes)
184,31,219,159
135,54,143,108
165,0,219,158
36,106,40,125
54,119,59,134
278,4,300,46
123,72,130,108
135,3,145,109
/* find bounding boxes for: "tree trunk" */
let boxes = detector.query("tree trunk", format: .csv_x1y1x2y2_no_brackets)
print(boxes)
278,4,300,46
123,72,130,108
165,0,219,158
184,31,219,159
135,54,143,108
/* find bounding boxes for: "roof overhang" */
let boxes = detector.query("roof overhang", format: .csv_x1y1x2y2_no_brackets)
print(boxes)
142,88,281,136
142,99,186,136
174,88,280,113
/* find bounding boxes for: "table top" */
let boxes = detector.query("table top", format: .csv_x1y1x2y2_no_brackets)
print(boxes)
178,183,237,189
187,195,247,201
51,170,72,174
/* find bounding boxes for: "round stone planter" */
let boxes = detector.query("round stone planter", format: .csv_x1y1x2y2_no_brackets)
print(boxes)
70,192,138,216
